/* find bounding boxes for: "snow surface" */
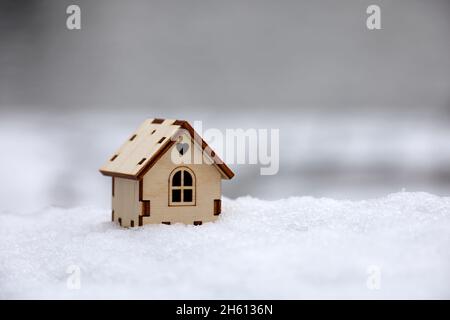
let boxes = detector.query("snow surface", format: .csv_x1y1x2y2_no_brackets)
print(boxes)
1,192,449,299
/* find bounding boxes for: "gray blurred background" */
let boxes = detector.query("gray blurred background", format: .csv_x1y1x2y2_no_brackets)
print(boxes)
1,0,449,211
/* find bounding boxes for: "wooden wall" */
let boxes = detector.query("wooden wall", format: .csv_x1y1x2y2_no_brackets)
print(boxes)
141,132,222,225
112,177,140,227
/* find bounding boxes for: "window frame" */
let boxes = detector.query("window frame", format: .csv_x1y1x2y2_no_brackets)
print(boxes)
168,167,196,206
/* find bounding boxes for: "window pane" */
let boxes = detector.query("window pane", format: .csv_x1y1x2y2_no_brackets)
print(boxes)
183,189,193,202
172,189,181,202
183,171,193,186
172,171,181,186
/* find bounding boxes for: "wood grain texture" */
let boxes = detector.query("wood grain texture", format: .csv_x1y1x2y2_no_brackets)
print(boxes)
140,132,222,225
100,118,179,177
99,118,234,180
102,118,235,227
112,177,140,227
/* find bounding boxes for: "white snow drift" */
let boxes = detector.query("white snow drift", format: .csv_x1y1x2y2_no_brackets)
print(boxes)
0,192,449,299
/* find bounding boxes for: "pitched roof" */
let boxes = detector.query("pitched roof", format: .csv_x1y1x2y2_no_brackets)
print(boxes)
99,118,234,180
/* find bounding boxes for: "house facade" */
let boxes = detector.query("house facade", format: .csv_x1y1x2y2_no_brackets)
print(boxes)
100,118,234,227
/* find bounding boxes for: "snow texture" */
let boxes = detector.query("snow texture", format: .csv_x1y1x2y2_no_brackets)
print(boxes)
1,192,449,299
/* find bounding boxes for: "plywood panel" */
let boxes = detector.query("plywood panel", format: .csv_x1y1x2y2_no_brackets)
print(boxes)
141,132,222,225
100,118,234,180
100,119,179,176
112,177,140,227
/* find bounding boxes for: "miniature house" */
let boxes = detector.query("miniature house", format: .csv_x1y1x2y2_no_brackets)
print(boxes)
99,118,234,227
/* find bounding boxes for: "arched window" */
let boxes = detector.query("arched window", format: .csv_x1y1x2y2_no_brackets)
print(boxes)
169,167,195,206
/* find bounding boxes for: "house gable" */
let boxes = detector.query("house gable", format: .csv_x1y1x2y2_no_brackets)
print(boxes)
140,132,222,224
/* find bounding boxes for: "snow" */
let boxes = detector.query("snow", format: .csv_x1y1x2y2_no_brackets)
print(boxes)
1,192,449,299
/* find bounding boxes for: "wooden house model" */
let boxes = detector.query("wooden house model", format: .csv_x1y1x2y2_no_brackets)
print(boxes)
99,118,234,227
